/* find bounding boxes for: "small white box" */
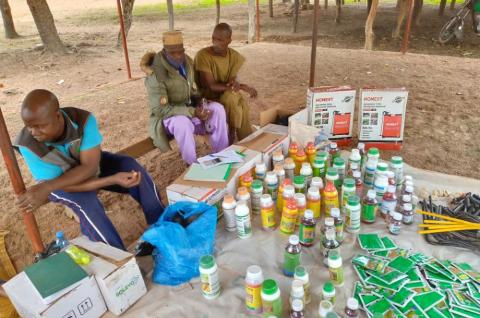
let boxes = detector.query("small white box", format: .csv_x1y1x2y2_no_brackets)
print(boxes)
71,237,147,316
4,274,107,318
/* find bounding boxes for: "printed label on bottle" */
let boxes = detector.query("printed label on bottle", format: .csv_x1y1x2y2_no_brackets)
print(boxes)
201,272,220,298
389,224,401,235
380,200,396,215
262,298,282,317
245,284,262,311
236,216,252,238
299,225,315,245
403,214,413,224
280,215,296,234
329,267,344,286
307,200,321,219
267,185,278,201
324,192,339,216
261,207,276,229
335,223,344,242
251,193,262,214
361,204,377,223
303,281,311,304
284,252,300,276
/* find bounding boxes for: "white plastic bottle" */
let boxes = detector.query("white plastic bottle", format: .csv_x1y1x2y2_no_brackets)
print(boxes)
199,254,221,300
289,279,305,305
235,201,252,239
251,180,263,215
236,187,252,212
222,194,237,232
390,156,404,189
294,266,311,305
374,174,389,205
255,162,267,181
348,149,361,172
300,163,313,190
265,171,279,202
318,300,334,318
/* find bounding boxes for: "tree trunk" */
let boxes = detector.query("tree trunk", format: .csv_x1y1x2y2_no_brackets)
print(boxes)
26,0,65,53
364,0,378,50
438,0,446,16
0,0,19,39
167,0,174,31
292,0,299,32
449,0,455,10
116,0,135,48
216,0,220,25
335,0,341,23
248,0,256,43
269,0,273,17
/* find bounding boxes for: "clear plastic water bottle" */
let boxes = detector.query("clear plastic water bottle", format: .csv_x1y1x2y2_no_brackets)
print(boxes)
55,231,70,250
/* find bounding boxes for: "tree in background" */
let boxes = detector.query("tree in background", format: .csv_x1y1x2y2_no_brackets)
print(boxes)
26,0,66,53
117,0,135,48
0,0,19,39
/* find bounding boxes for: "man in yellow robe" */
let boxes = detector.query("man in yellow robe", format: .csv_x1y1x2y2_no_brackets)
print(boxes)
194,23,257,142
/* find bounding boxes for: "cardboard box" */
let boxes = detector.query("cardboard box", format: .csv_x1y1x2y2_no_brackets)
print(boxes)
4,273,107,318
237,124,289,170
69,237,147,316
225,145,262,195
306,86,356,141
359,88,408,150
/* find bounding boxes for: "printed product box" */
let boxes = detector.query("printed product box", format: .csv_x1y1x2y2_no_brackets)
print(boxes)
71,236,147,316
306,86,356,142
359,88,408,150
4,274,107,318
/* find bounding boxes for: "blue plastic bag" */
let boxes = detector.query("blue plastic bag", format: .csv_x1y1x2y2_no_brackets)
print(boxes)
141,201,217,286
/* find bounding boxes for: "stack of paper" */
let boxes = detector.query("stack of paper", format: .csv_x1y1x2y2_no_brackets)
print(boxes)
197,149,244,169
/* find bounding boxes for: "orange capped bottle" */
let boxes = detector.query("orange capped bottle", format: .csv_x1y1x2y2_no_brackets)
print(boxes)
306,142,317,165
280,199,298,234
277,179,293,214
288,142,299,160
240,173,253,192
323,170,340,217
294,149,307,175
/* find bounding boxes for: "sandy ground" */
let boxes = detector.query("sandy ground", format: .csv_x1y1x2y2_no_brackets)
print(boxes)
0,0,479,270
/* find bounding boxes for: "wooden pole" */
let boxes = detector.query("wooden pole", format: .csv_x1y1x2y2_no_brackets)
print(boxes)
0,108,44,254
309,0,320,87
216,0,220,25
116,0,132,80
167,0,174,30
401,0,414,54
256,0,261,41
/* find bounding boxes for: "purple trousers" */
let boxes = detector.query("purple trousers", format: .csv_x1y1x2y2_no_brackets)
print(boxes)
163,101,229,164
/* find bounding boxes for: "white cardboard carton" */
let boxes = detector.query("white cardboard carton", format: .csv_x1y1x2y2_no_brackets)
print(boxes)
237,124,289,170
71,236,147,316
306,86,356,141
4,273,107,318
359,88,408,150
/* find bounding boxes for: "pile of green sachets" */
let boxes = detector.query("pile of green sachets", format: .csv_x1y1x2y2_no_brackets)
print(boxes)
351,233,480,318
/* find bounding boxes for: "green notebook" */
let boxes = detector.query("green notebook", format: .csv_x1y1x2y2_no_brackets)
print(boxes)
184,163,232,182
24,251,87,300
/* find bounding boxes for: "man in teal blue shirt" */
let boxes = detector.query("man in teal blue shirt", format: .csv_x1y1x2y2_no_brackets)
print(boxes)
15,89,164,250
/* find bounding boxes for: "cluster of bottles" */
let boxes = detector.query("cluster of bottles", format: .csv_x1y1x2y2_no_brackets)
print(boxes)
222,141,415,240
219,141,415,316
240,260,360,318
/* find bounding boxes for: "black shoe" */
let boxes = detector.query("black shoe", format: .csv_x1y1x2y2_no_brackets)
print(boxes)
134,241,155,257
